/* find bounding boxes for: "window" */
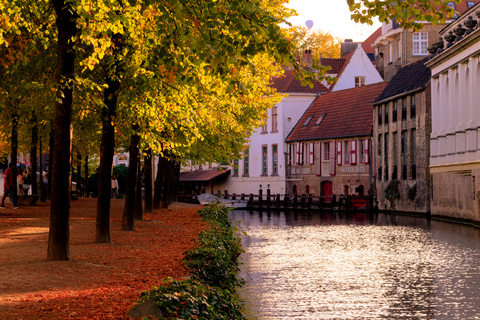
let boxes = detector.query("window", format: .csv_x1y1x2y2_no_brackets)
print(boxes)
271,107,278,132
323,142,330,161
355,76,365,87
384,104,389,124
243,149,249,176
410,95,416,118
349,140,357,165
389,42,393,63
378,134,382,156
233,159,239,176
261,113,268,133
413,33,428,55
262,146,268,175
384,133,389,180
272,144,278,175
397,38,402,60
448,2,458,18
467,1,475,9
378,105,382,125
303,115,314,127
402,130,408,180
392,101,397,122
344,141,349,164
359,140,365,163
402,98,407,120
411,129,417,179
315,113,326,126
393,132,398,180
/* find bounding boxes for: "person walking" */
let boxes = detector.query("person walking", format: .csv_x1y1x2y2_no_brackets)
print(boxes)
0,163,19,209
111,175,119,199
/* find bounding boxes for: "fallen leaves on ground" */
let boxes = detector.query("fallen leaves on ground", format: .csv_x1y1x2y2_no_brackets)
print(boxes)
0,198,207,319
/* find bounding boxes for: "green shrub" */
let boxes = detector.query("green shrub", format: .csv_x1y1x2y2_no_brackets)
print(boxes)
140,279,246,320
138,203,246,319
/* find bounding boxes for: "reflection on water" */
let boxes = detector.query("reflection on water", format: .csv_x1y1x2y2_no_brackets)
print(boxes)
231,211,480,320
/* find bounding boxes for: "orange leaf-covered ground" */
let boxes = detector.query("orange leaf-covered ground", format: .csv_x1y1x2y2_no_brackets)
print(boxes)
0,198,207,319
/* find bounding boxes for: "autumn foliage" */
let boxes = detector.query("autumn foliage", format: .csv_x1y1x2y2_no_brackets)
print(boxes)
0,199,207,319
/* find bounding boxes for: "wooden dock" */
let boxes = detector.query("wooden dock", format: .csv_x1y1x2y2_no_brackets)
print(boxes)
178,190,374,212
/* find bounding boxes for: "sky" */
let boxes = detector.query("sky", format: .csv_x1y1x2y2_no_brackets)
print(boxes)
285,0,382,42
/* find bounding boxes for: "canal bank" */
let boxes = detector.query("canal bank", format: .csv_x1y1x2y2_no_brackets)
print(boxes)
233,209,480,319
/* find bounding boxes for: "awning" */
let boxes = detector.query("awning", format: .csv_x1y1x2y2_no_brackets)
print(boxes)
179,169,231,183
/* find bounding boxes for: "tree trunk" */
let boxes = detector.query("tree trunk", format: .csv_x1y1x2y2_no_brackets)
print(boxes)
47,127,54,201
48,0,77,261
134,160,143,220
153,156,165,209
143,149,153,213
161,158,170,209
11,108,18,204
122,127,140,231
31,112,38,196
76,154,81,197
95,32,121,242
84,155,89,197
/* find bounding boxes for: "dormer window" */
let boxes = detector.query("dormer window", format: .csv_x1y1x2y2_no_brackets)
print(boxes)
303,115,314,127
448,2,458,18
315,113,326,126
467,1,475,9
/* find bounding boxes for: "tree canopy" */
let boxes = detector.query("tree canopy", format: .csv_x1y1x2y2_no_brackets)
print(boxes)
287,26,343,61
348,0,458,30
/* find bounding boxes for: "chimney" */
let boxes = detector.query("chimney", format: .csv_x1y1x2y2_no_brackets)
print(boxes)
302,49,313,67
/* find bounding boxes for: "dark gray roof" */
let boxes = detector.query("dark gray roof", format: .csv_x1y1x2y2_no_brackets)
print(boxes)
373,57,431,104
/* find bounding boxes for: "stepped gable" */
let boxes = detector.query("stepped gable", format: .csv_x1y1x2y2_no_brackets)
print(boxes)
270,67,330,93
373,57,430,104
286,81,388,142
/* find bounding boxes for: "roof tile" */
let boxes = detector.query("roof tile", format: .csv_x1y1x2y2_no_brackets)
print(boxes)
286,82,388,142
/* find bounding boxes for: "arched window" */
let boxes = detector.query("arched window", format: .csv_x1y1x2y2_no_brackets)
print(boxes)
118,155,128,161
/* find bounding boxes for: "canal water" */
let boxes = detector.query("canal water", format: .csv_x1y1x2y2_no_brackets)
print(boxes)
230,210,480,320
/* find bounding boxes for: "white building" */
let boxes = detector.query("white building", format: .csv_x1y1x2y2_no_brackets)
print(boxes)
213,60,330,196
425,2,480,221
321,43,383,91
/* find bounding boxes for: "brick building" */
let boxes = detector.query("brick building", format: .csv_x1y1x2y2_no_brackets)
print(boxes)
371,1,480,80
372,58,432,213
285,82,387,197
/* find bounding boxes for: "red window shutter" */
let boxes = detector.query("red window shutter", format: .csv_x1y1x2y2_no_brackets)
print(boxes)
364,139,370,164
309,142,314,165
350,140,357,165
336,141,342,166
315,142,321,175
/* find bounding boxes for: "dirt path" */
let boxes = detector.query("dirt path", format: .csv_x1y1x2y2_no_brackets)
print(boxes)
0,198,206,319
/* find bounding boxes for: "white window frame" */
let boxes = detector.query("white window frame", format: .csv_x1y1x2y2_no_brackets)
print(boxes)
412,32,428,56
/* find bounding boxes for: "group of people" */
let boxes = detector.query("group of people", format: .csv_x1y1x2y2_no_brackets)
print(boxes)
1,162,34,209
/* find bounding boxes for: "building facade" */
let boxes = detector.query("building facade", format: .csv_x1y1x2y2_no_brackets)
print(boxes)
425,2,480,221
285,82,387,197
213,61,330,196
372,58,432,213
371,2,479,80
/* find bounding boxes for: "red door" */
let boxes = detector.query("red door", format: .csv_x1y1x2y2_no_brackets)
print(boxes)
321,181,333,202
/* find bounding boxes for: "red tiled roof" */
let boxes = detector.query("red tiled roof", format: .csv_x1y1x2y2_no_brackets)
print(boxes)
270,67,330,93
453,0,480,15
328,50,355,91
362,27,382,54
179,169,230,182
286,82,388,142
320,58,346,74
